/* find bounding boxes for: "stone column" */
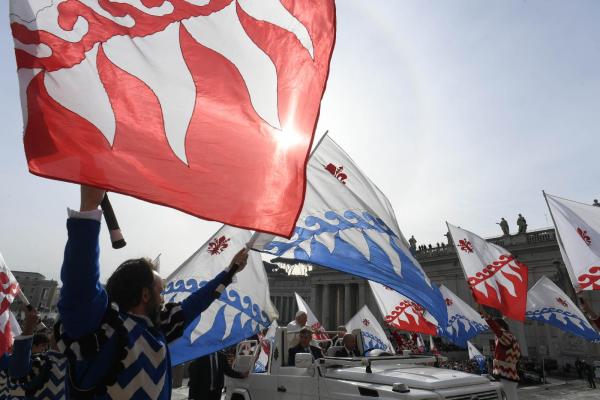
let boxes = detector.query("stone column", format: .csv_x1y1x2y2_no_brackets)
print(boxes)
358,282,366,307
322,284,330,330
344,284,352,323
310,284,318,314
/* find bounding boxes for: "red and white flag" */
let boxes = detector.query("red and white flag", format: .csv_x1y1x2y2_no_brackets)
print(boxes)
369,281,438,336
9,0,336,237
294,292,328,340
544,193,600,291
447,223,528,321
0,253,20,355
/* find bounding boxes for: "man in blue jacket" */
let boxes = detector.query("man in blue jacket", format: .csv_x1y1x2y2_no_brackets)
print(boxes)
56,186,249,399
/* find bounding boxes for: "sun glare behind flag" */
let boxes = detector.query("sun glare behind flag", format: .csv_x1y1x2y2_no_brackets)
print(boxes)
164,226,278,365
447,223,528,321
10,0,336,237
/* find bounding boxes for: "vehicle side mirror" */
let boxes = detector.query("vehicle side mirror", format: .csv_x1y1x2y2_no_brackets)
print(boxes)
295,353,314,368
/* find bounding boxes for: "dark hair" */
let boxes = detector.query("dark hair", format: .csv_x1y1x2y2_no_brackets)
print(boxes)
106,258,155,311
494,317,509,331
33,333,49,347
299,328,313,336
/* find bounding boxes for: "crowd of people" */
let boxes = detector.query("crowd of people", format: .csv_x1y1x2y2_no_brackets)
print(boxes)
1,186,599,400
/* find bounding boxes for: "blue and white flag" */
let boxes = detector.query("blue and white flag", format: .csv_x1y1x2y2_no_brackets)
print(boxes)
526,276,600,342
438,285,488,347
346,305,395,354
467,341,487,372
253,135,447,325
164,226,278,365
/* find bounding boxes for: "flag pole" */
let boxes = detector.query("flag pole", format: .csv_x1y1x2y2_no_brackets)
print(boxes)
542,190,579,298
17,291,47,330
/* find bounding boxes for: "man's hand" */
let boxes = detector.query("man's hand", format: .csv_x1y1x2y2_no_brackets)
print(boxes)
229,248,249,274
23,306,39,336
80,185,106,212
475,302,490,319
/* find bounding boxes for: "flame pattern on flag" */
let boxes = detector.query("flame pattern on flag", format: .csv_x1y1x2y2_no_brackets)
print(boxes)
526,276,600,343
438,285,488,347
369,281,438,336
164,226,277,365
0,253,20,356
10,0,335,238
545,194,600,291
447,223,528,321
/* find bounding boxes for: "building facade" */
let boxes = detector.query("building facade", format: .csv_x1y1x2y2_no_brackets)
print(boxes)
11,271,60,317
266,227,600,365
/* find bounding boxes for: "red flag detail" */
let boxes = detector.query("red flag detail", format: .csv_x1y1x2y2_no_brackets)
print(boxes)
11,0,336,237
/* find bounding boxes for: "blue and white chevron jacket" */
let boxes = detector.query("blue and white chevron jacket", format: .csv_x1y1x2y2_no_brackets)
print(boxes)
56,217,235,399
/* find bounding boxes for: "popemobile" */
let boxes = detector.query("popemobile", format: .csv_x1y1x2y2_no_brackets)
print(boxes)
225,328,507,400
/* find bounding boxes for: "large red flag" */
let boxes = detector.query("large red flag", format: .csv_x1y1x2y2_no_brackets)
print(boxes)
10,0,336,237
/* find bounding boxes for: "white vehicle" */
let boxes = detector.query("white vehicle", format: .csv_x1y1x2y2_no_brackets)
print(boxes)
226,328,505,400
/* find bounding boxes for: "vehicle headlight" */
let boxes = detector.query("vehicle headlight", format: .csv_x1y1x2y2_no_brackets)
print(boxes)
392,383,410,393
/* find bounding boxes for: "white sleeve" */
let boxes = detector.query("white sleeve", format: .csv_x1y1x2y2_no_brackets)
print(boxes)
67,207,103,222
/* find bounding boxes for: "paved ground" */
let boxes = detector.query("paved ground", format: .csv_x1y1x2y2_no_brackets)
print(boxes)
172,378,600,399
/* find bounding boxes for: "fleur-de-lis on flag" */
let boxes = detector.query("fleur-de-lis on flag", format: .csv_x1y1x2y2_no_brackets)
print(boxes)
458,239,474,253
362,318,370,326
324,163,348,184
577,228,592,246
207,236,230,255
445,298,453,306
556,297,569,308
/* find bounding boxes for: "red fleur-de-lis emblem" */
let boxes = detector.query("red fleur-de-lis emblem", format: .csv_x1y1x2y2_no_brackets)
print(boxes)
324,163,348,184
445,298,453,306
556,297,569,308
577,228,592,246
207,236,231,255
362,318,370,326
458,239,474,253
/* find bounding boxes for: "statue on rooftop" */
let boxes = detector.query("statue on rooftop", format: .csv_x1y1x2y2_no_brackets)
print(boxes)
517,214,527,234
496,218,510,236
594,199,600,207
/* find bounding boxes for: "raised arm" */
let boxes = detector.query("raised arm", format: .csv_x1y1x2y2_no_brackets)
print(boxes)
57,186,108,339
9,307,39,378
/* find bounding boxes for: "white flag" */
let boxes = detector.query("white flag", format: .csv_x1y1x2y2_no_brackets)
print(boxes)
294,293,328,340
164,226,278,365
255,320,278,373
467,340,487,373
447,223,528,321
368,281,438,335
526,276,600,342
545,194,600,291
345,305,395,354
254,135,447,325
439,285,489,347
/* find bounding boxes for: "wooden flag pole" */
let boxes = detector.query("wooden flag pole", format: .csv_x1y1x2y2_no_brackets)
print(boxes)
17,291,47,330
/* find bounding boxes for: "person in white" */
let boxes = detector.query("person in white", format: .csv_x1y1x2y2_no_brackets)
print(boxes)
287,311,308,332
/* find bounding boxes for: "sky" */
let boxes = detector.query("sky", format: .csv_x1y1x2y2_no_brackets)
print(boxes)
1,0,599,282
